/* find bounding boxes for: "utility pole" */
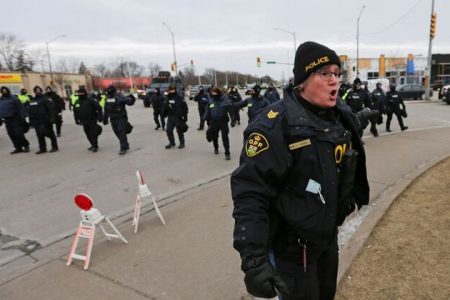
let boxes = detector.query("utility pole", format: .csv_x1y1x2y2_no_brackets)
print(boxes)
425,0,436,100
356,5,366,78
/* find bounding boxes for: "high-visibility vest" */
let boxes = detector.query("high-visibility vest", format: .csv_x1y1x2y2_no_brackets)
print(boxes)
70,94,79,107
99,94,106,109
18,94,31,104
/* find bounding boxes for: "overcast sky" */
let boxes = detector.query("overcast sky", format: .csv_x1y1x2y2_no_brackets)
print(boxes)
3,0,450,80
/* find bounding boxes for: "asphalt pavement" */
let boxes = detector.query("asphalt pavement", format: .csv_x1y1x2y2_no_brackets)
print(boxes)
1,96,450,299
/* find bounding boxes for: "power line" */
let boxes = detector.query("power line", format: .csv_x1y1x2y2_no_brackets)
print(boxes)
363,0,424,36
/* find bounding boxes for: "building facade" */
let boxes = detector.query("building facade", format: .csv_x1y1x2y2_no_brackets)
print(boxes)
340,53,450,88
0,71,93,98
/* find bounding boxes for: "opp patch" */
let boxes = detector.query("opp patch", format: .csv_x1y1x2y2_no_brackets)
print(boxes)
246,133,269,157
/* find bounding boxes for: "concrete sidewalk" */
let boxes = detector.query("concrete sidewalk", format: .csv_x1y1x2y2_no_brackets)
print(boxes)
1,127,450,299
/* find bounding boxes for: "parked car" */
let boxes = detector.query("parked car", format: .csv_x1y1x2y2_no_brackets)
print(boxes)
440,84,450,102
397,84,425,100
188,84,211,100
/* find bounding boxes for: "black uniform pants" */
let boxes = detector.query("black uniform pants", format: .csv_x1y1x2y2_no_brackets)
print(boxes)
198,105,206,129
5,117,29,150
153,110,165,129
234,107,241,124
82,120,99,148
111,118,129,150
369,117,378,135
166,119,185,146
35,122,58,151
54,113,63,135
211,121,230,154
386,110,405,130
275,238,338,300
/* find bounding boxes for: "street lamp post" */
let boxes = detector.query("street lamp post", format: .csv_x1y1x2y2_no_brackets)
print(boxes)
162,22,177,75
274,27,297,64
45,34,66,86
356,5,366,77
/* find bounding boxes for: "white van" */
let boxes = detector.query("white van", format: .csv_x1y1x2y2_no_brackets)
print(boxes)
366,78,390,93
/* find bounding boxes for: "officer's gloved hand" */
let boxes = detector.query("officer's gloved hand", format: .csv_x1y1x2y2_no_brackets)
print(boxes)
241,249,290,298
230,122,236,127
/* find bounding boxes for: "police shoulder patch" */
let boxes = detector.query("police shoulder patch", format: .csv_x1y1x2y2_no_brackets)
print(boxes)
246,133,269,157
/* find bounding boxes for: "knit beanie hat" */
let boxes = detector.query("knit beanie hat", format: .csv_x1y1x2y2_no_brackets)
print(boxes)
293,41,341,86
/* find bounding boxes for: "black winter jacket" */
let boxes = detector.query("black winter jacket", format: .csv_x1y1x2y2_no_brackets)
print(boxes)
231,92,369,261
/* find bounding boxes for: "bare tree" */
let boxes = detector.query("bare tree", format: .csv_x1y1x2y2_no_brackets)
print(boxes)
92,63,111,77
0,33,25,70
148,63,162,77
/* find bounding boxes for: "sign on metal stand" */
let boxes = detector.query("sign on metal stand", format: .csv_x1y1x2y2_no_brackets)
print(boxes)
67,193,128,270
133,169,166,233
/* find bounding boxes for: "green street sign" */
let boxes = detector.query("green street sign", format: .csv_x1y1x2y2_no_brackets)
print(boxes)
266,61,276,64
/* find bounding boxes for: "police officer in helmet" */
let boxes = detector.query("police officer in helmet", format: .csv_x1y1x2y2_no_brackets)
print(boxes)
385,84,408,132
0,86,30,154
162,84,188,149
203,86,234,160
103,85,135,155
231,41,369,299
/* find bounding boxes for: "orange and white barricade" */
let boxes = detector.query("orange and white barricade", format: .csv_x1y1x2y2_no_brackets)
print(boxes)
67,193,128,270
132,169,166,233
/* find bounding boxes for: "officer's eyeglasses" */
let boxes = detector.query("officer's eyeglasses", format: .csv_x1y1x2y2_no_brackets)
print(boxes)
315,69,341,81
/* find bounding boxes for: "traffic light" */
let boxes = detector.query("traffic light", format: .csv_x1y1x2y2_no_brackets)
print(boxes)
430,13,437,39
257,57,261,67
190,59,194,66
170,63,175,71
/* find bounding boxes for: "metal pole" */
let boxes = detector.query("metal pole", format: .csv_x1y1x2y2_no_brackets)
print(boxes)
274,27,297,65
45,41,53,83
162,22,177,75
45,35,66,87
356,5,366,78
425,0,435,100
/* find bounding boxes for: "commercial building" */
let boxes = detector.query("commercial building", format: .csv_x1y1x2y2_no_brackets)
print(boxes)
0,71,93,98
340,53,450,88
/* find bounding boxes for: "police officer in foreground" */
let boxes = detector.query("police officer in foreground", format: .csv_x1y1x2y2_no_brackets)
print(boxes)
0,86,30,154
28,86,58,154
203,86,234,160
45,86,65,137
103,85,135,155
236,84,270,123
386,84,408,132
231,41,369,300
163,84,188,149
193,86,208,130
76,87,103,152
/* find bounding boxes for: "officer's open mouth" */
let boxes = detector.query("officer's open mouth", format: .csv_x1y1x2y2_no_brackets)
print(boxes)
330,89,337,96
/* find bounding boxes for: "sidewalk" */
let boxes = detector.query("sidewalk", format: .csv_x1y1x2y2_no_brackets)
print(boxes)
1,126,450,299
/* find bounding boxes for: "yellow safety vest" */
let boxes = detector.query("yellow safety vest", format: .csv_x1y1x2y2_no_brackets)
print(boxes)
99,95,106,109
70,94,79,107
18,94,31,104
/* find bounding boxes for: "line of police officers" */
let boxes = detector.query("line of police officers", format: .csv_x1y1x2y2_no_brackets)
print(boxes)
341,77,408,136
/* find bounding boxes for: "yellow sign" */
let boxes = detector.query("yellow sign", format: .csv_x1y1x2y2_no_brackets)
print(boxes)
289,139,311,150
246,133,269,157
0,74,22,83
